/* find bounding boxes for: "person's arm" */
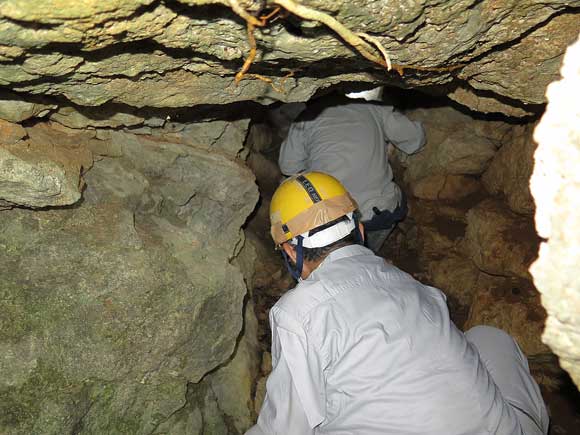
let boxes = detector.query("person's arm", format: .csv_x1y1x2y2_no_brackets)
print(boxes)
381,107,426,155
247,308,325,435
278,122,309,175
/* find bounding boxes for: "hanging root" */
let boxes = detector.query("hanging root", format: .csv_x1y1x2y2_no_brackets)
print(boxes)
271,0,394,71
229,0,292,91
243,70,294,93
234,21,259,85
357,32,392,71
228,0,264,27
226,0,462,90
270,0,462,75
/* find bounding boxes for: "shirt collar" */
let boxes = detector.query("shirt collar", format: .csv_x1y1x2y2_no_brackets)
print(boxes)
308,244,374,281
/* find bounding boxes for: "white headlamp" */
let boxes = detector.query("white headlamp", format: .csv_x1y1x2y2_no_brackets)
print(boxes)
345,86,384,102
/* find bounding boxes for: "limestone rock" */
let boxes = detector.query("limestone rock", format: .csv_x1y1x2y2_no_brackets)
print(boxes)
0,128,258,434
465,273,550,357
426,253,480,327
410,174,481,201
402,107,503,191
0,139,85,207
483,124,537,215
531,36,580,389
206,301,261,433
0,91,55,122
247,152,282,198
459,13,580,106
50,106,144,129
245,122,275,155
447,86,534,118
254,351,273,417
161,119,251,157
0,119,26,145
0,121,96,208
464,198,540,280
254,376,268,418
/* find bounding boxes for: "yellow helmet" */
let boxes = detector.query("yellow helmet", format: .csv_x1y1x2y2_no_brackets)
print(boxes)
270,172,358,248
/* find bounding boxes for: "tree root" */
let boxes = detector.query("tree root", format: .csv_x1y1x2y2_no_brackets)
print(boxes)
271,0,393,71
229,1,294,92
358,32,392,71
225,0,462,91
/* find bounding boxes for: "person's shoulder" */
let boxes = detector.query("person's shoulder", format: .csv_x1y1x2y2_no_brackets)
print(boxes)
364,101,395,113
273,277,329,322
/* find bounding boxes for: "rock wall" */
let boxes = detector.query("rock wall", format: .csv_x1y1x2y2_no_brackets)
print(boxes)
531,36,580,389
0,116,259,434
390,104,549,358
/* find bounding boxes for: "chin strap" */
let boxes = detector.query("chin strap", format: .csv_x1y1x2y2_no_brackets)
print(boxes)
353,213,364,245
281,235,304,281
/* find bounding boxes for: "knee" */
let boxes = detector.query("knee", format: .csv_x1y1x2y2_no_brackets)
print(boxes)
465,325,511,341
465,325,525,358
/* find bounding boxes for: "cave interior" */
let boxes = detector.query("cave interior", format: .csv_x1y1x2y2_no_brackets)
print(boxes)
1,1,580,434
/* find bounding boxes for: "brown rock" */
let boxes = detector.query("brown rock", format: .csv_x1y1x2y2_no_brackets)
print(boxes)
427,254,480,327
254,376,268,417
247,152,281,199
0,121,96,207
402,107,500,194
465,273,550,356
464,198,540,280
0,119,26,144
411,173,481,201
483,124,537,215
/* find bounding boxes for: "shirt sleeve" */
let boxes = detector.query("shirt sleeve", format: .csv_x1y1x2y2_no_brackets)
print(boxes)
248,307,326,435
278,122,309,175
381,107,426,155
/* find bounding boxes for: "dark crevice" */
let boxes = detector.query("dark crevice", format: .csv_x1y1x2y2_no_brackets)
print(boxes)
0,16,59,30
402,82,545,122
162,0,245,24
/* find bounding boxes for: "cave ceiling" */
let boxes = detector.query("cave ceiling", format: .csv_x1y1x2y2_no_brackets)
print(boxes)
0,0,579,117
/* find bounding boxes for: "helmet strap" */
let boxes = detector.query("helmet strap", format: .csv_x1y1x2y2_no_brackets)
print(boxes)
281,235,304,281
353,213,364,245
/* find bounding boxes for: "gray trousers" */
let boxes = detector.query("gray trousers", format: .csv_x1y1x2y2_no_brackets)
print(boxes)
465,326,550,435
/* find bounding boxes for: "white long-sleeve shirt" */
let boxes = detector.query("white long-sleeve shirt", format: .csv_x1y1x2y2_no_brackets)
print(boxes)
247,245,530,435
278,102,425,220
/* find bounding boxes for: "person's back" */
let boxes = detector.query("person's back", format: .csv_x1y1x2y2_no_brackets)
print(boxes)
247,172,548,435
269,245,529,434
278,98,425,221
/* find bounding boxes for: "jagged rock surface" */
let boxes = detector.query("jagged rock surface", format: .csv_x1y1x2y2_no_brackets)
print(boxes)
0,125,258,434
0,121,92,208
400,107,508,196
531,36,580,389
0,1,578,113
465,273,550,356
483,124,537,215
464,198,539,281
